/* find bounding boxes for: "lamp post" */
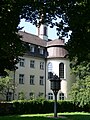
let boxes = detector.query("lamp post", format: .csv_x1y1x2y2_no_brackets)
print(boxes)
49,74,61,118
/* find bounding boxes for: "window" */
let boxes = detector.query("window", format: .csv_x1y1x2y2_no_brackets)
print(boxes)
39,76,44,85
18,92,25,100
6,92,12,101
30,75,35,85
48,62,53,79
48,93,53,100
44,26,47,36
19,58,25,67
29,92,35,100
19,74,24,84
30,44,35,52
40,62,44,70
38,92,44,98
39,47,44,54
30,60,35,68
59,93,64,100
59,63,64,78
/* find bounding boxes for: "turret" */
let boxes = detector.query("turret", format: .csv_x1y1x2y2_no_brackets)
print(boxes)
36,23,48,41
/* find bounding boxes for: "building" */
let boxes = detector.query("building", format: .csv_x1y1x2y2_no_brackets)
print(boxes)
0,24,74,101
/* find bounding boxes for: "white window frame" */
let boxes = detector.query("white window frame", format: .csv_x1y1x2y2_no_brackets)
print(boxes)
19,58,25,67
40,61,44,70
48,62,53,79
30,45,35,52
59,63,64,79
48,93,53,100
39,47,44,55
30,75,35,85
30,60,35,68
59,92,64,100
19,74,24,84
39,76,44,85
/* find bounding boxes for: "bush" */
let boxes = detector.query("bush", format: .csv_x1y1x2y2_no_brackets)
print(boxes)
0,99,90,115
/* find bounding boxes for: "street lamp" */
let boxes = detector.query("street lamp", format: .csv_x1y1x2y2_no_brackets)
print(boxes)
49,74,61,118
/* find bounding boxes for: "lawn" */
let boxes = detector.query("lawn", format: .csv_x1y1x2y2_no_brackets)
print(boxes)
0,113,90,120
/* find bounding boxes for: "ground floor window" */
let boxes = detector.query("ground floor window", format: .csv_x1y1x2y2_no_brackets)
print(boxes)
59,92,64,100
29,92,35,100
48,93,53,100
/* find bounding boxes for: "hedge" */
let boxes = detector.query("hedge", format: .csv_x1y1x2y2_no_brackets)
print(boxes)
0,99,90,115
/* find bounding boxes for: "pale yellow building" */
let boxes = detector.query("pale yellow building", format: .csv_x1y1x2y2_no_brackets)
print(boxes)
0,24,74,101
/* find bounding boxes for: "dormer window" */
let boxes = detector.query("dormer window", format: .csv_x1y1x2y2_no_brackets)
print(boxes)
38,46,44,55
40,48,44,54
29,44,35,52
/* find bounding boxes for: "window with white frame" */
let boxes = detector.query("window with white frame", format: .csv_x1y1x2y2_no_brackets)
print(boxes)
59,63,64,78
39,76,44,85
40,61,44,70
48,62,53,79
59,92,64,100
48,93,53,100
30,75,35,85
30,60,35,68
39,47,44,55
30,44,35,52
29,92,35,100
19,58,25,67
19,74,24,84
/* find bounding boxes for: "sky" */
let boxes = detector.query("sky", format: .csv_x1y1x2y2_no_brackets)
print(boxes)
19,19,71,42
19,19,59,40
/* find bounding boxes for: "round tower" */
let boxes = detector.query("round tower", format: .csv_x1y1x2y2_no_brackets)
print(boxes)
46,39,72,100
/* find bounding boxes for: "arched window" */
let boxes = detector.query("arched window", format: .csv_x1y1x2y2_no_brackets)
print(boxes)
59,63,64,78
48,62,53,79
48,93,53,100
59,92,64,100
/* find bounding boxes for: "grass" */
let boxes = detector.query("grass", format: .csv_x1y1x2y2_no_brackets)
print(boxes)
0,112,90,120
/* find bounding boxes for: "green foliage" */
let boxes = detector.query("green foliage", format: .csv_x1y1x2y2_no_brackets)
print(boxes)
70,75,90,107
0,0,25,75
71,62,90,79
18,92,25,100
12,99,84,114
69,61,90,107
0,100,90,115
0,76,14,98
65,0,90,64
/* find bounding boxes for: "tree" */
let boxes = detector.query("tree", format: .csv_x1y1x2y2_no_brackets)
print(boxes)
70,75,90,107
69,62,90,107
0,76,15,101
64,0,90,106
65,0,90,64
0,0,25,76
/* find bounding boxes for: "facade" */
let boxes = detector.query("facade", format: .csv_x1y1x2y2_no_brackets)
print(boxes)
0,24,74,101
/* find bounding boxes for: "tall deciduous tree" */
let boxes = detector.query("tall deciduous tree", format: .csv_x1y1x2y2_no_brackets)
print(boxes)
69,62,90,107
65,0,90,64
0,0,25,76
